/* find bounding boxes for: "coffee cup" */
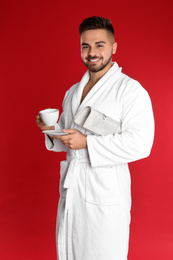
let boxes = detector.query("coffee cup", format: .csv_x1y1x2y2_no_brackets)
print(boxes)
39,108,59,126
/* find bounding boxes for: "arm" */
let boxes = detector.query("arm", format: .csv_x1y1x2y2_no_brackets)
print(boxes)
36,110,67,152
87,85,155,167
44,113,67,152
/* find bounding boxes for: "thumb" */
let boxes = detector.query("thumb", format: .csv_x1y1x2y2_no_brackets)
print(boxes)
62,129,77,134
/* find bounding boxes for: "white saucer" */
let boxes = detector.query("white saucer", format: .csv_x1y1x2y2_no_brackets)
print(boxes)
42,130,69,136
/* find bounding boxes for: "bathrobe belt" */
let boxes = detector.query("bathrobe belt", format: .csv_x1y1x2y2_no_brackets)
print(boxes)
63,153,90,189
58,153,90,260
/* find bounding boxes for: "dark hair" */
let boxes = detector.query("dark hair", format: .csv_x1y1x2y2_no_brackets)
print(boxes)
79,16,114,37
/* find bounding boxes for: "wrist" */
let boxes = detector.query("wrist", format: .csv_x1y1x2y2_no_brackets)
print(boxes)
50,125,55,130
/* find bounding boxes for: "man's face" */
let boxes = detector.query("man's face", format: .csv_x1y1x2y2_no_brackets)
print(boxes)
80,29,117,73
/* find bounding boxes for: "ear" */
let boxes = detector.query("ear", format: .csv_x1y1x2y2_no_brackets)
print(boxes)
112,42,117,54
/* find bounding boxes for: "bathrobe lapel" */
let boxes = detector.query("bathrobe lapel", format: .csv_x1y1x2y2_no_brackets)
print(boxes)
71,71,90,117
71,62,122,118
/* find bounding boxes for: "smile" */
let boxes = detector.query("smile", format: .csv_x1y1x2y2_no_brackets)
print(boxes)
88,58,101,63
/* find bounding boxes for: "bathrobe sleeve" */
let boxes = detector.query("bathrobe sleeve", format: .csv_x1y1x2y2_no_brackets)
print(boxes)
87,81,155,167
45,93,68,152
44,115,66,152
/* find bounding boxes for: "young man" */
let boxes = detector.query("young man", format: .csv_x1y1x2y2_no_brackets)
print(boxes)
36,16,154,260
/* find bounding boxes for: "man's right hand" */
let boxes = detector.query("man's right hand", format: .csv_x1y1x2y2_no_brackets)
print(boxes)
36,114,55,131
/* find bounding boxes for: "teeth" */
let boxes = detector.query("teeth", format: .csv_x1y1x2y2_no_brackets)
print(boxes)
89,59,100,62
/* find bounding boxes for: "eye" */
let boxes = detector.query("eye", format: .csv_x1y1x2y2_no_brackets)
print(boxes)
82,46,89,50
97,45,103,48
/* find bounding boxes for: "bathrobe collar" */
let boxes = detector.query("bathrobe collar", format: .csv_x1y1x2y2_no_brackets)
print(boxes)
71,62,122,117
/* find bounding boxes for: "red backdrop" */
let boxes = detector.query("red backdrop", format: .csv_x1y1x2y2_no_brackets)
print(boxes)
0,0,173,259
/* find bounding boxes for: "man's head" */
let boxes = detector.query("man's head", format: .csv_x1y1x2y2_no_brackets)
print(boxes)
79,16,117,73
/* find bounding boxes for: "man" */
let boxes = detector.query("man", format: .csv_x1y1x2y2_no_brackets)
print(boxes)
36,16,154,260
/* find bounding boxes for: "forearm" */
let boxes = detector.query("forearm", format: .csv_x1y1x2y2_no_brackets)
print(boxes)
87,87,155,167
87,126,154,167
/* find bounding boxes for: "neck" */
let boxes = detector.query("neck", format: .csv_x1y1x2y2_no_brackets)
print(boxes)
89,62,112,85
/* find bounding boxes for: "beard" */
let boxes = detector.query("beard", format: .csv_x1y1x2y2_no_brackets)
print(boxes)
82,50,113,73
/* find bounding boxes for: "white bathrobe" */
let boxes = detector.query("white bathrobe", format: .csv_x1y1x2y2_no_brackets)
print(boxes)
45,62,154,260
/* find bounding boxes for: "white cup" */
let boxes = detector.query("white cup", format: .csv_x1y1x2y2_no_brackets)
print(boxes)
39,108,59,126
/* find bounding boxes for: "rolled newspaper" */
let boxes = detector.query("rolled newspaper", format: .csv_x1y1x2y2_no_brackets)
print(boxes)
74,106,121,136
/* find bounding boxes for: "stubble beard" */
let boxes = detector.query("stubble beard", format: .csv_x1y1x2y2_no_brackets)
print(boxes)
82,51,113,73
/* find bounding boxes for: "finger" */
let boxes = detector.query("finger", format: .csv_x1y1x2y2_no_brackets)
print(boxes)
36,114,42,121
59,134,72,141
62,129,77,134
53,135,62,140
36,116,40,123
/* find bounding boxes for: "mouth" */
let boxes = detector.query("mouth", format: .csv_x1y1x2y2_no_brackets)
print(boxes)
88,58,101,64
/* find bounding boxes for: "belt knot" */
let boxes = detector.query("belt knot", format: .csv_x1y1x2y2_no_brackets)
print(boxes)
63,154,89,189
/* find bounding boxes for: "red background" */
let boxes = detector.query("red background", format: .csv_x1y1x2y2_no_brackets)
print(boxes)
0,0,173,259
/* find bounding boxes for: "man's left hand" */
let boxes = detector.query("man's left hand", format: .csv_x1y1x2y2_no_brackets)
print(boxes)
53,129,87,150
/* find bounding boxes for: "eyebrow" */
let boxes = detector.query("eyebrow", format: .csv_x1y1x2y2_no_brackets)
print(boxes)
95,41,106,44
81,41,106,46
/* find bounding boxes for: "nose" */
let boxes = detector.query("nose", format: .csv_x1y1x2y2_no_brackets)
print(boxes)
88,46,98,57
